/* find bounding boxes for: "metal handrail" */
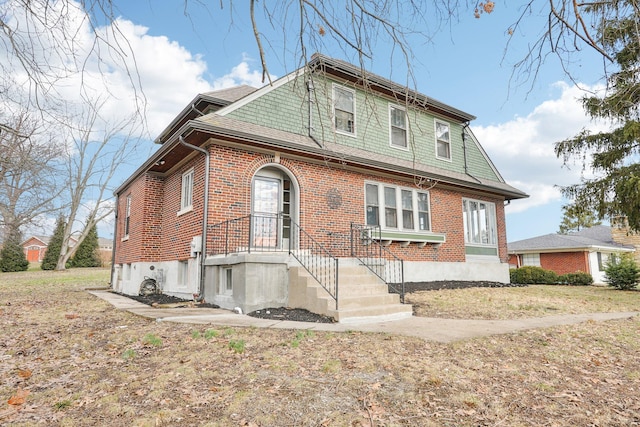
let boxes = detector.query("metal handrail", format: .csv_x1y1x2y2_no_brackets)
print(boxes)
350,223,405,303
289,219,339,310
207,214,287,256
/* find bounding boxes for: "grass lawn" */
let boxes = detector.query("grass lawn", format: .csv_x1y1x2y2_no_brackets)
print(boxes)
1,268,640,426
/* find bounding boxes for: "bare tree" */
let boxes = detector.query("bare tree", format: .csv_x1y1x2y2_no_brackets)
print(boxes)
54,97,142,270
0,0,144,117
0,111,63,243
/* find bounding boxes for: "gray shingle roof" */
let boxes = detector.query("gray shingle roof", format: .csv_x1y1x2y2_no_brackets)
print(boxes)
508,225,634,253
202,85,258,103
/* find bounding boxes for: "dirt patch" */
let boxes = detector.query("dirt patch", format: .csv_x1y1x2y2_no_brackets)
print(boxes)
249,307,336,323
402,280,525,293
124,292,220,308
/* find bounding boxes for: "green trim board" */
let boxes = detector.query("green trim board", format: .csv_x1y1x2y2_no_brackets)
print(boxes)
465,245,498,256
377,230,446,244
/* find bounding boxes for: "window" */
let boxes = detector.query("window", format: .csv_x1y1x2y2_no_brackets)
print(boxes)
522,253,541,267
178,260,189,286
435,120,451,160
389,105,407,148
220,267,233,295
333,85,355,135
180,168,194,213
124,195,131,237
384,187,398,228
462,198,497,245
365,183,379,226
365,183,431,231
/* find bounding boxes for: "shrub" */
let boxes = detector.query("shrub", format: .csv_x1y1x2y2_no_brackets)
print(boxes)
510,266,558,285
604,253,640,290
41,216,66,270
0,237,29,272
558,271,593,286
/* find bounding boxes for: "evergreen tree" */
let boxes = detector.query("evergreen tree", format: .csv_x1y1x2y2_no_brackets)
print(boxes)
0,230,29,272
558,203,602,234
41,216,66,270
555,1,640,231
69,222,101,268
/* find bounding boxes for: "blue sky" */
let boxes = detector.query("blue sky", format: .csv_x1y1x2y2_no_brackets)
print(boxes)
8,1,609,242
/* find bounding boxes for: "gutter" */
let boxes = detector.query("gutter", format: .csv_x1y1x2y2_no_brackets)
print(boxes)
179,135,210,300
307,78,323,148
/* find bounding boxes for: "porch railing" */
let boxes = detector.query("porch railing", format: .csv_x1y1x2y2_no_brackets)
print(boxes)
207,214,339,309
208,214,285,256
350,223,405,303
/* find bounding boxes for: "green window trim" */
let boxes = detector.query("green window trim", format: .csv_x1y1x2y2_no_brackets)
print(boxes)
465,245,499,256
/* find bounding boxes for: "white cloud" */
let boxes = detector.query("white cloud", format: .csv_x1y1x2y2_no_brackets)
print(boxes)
473,81,609,214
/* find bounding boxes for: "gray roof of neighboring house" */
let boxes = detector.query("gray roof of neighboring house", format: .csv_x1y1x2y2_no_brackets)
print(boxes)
508,225,635,253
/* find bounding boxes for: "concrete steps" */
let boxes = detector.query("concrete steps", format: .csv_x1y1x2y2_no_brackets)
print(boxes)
288,264,412,323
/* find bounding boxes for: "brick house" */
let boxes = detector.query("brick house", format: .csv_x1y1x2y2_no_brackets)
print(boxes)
111,54,527,321
507,225,635,284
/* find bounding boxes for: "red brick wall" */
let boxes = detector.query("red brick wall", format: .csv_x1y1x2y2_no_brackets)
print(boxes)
116,142,509,264
114,173,165,264
540,251,590,275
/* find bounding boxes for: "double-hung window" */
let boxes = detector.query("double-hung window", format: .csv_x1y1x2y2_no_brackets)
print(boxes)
124,195,131,238
333,85,355,135
435,120,451,160
365,182,431,232
462,198,497,246
180,168,194,214
389,105,407,148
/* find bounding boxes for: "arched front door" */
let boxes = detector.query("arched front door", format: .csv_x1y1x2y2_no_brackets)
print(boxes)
251,167,296,250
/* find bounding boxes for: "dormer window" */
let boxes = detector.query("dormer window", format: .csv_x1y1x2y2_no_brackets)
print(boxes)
435,120,451,160
389,105,408,149
333,85,355,135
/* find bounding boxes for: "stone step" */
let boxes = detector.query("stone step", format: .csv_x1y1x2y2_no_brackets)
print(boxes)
326,304,413,323
288,264,412,323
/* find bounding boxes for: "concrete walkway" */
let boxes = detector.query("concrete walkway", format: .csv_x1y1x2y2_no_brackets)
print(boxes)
89,290,639,343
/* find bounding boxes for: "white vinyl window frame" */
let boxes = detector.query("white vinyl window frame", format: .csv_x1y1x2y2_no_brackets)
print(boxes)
122,194,131,241
332,84,356,136
178,260,189,287
435,119,452,161
462,198,497,246
389,104,408,149
364,182,431,232
178,168,195,215
522,253,541,267
220,267,233,295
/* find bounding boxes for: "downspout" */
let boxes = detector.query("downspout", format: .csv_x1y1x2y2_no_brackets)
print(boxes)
461,122,482,184
179,135,209,300
109,196,119,289
307,78,323,148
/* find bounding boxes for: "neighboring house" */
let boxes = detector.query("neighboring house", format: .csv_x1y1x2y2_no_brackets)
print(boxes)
98,237,113,266
21,235,80,263
507,225,635,284
22,236,49,262
111,54,527,321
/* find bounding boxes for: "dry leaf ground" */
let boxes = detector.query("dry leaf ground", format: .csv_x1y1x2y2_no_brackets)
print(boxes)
1,268,640,426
